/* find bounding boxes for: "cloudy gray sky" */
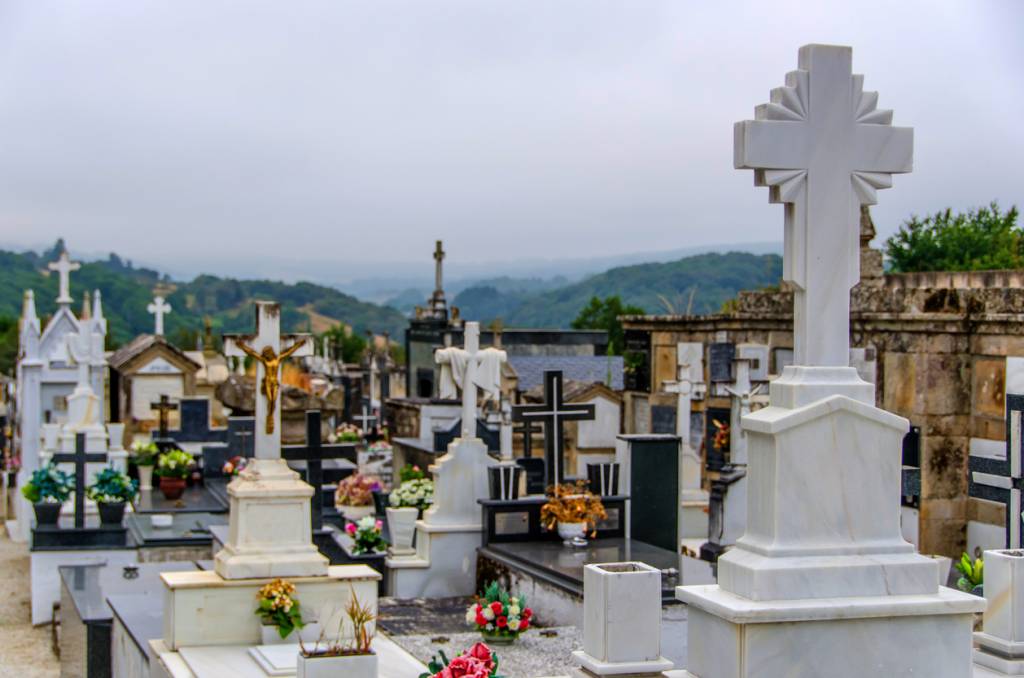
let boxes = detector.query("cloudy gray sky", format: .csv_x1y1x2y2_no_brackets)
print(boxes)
0,1,1021,285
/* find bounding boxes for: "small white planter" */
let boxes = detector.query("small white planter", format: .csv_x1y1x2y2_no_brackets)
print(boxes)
386,507,418,556
297,651,377,678
261,621,322,645
557,521,587,546
137,465,154,492
339,504,375,523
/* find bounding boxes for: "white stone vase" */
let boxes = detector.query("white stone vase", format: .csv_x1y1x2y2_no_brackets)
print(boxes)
557,521,587,546
386,507,418,556
137,465,154,492
339,504,375,523
573,562,673,675
296,651,377,678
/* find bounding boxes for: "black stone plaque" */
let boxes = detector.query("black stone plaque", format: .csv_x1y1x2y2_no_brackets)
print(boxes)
622,435,680,552
494,511,530,536
650,405,676,435
709,343,736,383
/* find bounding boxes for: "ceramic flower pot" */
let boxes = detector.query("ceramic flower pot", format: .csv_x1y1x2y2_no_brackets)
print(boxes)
386,507,418,556
482,630,517,645
340,504,375,523
297,651,377,678
557,521,588,547
98,501,127,526
33,501,62,526
137,464,154,492
159,476,186,500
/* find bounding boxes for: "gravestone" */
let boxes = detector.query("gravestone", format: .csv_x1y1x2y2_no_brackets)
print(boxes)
512,370,596,487
432,417,501,453
708,342,735,383
969,393,1024,549
167,397,228,446
615,434,681,553
150,394,179,446
281,410,357,531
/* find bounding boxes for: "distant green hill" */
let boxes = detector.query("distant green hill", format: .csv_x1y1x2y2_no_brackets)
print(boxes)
0,243,408,370
453,252,784,327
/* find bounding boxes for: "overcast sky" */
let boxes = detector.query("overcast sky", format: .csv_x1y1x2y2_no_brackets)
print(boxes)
0,1,1021,284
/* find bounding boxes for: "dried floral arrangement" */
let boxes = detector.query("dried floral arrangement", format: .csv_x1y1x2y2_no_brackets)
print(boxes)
539,480,607,536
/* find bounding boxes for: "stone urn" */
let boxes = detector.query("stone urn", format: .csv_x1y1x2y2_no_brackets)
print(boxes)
98,501,127,526
33,501,62,526
136,464,154,492
159,476,186,501
557,521,588,547
386,507,418,556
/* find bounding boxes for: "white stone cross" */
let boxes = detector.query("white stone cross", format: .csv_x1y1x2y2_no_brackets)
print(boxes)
147,295,172,336
435,321,507,438
48,250,81,306
224,301,312,459
724,358,763,466
735,44,913,366
664,372,694,443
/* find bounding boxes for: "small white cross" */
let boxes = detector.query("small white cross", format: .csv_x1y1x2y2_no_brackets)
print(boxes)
48,251,81,306
147,296,172,336
735,44,913,366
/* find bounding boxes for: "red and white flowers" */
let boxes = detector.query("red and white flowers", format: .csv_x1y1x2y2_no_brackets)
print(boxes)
465,581,533,639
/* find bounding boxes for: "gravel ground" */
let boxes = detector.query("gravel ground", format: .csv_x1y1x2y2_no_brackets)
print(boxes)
392,627,583,678
0,528,59,678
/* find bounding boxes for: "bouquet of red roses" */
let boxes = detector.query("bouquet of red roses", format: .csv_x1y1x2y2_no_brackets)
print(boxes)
419,642,503,678
465,581,533,640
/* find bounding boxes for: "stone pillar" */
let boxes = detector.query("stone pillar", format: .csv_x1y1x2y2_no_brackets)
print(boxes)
974,549,1024,675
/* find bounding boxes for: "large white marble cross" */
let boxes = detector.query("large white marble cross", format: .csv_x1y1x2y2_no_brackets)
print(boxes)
48,251,81,306
224,301,312,459
735,44,913,366
147,295,172,336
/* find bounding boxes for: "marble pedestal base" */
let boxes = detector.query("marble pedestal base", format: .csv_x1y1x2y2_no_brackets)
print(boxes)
678,585,983,678
387,521,481,598
214,459,328,580
681,496,709,540
975,632,1024,675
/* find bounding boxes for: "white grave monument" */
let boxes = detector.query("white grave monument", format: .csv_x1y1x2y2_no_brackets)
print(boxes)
10,249,109,542
147,294,172,336
663,342,709,540
388,321,507,597
152,300,387,677
677,44,984,677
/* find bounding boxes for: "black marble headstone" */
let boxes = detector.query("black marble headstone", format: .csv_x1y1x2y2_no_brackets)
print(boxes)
709,343,736,382
650,405,676,435
167,398,228,445
515,457,547,495
201,416,255,479
621,435,680,553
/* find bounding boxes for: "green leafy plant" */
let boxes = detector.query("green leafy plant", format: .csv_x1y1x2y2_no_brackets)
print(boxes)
886,202,1022,272
256,578,306,639
571,295,645,356
130,441,159,466
87,467,138,504
21,463,74,503
389,478,434,511
345,515,389,555
155,448,193,479
399,464,426,483
955,552,984,592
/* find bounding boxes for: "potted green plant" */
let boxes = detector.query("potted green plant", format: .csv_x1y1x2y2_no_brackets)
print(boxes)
954,552,984,596
298,589,377,678
87,467,138,525
155,448,193,500
387,478,434,556
255,578,319,644
334,474,382,523
466,582,533,645
334,423,364,444
130,440,159,491
21,463,73,526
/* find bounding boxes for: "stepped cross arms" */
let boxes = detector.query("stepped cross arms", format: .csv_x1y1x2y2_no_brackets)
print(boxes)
735,44,912,366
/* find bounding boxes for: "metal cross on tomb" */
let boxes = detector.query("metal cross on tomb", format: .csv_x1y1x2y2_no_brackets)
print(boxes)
512,370,595,488
970,393,1024,549
49,250,81,305
282,410,357,532
735,44,912,367
224,301,312,459
147,296,172,336
52,432,107,529
151,395,179,439
354,400,377,433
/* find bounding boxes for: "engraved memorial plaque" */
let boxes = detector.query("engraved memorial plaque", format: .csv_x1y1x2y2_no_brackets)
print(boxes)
494,511,530,536
597,507,621,532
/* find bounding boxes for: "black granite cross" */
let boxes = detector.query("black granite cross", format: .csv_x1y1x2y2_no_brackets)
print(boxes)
512,370,595,488
150,395,179,439
969,393,1024,549
52,432,107,529
282,410,357,531
514,418,539,459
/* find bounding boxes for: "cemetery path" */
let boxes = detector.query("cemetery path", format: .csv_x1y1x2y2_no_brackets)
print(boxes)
0,530,59,678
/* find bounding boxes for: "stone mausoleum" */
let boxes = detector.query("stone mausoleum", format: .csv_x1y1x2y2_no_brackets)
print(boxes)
623,207,1024,558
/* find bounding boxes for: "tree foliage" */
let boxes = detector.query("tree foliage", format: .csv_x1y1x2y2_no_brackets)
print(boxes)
320,325,368,364
571,295,645,355
885,203,1021,273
